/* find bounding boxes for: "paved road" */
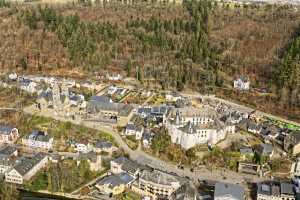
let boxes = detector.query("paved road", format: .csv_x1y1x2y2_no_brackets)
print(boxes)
23,105,266,185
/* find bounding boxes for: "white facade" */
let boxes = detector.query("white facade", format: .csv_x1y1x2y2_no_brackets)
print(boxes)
74,143,90,153
22,137,53,150
5,154,48,184
0,128,19,145
234,78,250,90
166,107,235,149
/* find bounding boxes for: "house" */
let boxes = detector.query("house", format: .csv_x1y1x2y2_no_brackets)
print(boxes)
8,73,18,81
74,140,90,153
5,153,48,184
19,79,38,94
93,140,113,153
233,76,250,90
247,122,262,134
0,146,18,175
77,152,102,171
239,147,254,161
255,143,274,158
0,146,18,157
0,154,14,174
110,157,144,178
291,158,300,178
142,129,154,148
95,172,134,196
0,125,19,145
166,91,182,102
284,131,300,155
125,123,144,140
134,169,182,199
22,131,54,150
214,182,245,200
107,73,122,81
257,181,295,200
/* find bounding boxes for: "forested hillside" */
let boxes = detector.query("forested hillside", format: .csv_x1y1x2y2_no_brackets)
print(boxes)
0,0,299,120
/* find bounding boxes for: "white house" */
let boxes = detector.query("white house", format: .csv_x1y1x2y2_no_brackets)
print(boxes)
19,80,38,94
5,153,48,184
0,125,19,145
22,131,53,150
107,74,122,81
165,92,182,102
125,123,144,140
233,77,250,90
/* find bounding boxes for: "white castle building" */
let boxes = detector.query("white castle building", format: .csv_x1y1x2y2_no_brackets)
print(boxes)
166,106,235,149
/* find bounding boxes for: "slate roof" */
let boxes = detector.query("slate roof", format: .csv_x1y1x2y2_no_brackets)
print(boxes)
0,125,15,135
95,140,112,149
112,157,144,175
214,182,245,200
280,182,294,195
13,153,47,176
96,172,134,188
139,169,180,187
0,146,17,156
78,152,98,162
24,131,52,142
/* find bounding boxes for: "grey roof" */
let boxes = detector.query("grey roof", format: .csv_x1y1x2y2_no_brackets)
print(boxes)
96,172,134,188
126,123,142,132
87,96,133,116
24,131,52,142
248,122,261,131
95,140,112,149
0,146,17,156
257,182,294,197
280,182,294,195
13,153,47,176
137,107,152,115
214,182,245,200
0,154,14,166
112,157,144,175
140,169,180,187
0,125,15,135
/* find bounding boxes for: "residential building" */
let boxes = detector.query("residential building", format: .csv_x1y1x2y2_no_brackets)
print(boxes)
0,146,18,174
19,79,38,94
233,76,250,90
125,122,144,140
95,172,134,195
170,182,211,200
22,131,54,150
74,140,90,153
93,140,115,153
142,129,154,148
5,153,48,184
110,157,145,178
257,181,295,200
0,125,19,144
247,122,262,134
214,182,245,200
284,131,300,155
166,92,182,102
133,169,181,199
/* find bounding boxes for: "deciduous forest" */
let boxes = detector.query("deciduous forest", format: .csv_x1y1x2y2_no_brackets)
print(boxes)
0,0,299,120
